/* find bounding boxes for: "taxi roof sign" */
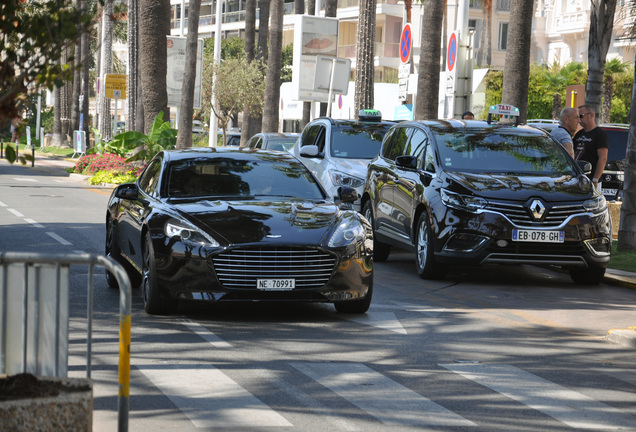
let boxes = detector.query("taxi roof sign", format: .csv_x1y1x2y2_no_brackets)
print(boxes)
359,109,382,121
488,104,519,116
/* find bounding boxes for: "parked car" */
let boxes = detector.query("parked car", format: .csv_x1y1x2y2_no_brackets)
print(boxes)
246,132,299,152
291,110,395,211
362,119,611,285
224,131,241,147
527,120,628,201
105,148,373,314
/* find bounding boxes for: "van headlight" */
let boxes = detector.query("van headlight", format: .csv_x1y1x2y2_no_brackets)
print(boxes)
583,196,607,214
441,189,487,212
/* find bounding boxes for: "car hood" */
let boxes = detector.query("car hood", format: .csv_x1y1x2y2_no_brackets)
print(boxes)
170,198,341,245
442,171,594,201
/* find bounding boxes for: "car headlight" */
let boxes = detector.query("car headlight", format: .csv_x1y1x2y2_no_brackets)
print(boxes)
441,189,487,212
165,219,220,246
327,212,366,247
330,171,365,189
583,195,607,214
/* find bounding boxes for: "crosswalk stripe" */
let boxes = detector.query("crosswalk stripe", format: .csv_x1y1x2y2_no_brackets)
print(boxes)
292,362,476,427
441,363,636,430
343,311,407,334
135,364,293,428
179,319,233,348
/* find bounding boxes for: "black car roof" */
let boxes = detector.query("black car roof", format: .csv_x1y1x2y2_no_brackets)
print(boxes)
160,147,300,163
398,119,547,135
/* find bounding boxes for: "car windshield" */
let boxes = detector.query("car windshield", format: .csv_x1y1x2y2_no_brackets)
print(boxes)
166,157,325,200
267,139,296,151
433,130,577,175
330,124,389,159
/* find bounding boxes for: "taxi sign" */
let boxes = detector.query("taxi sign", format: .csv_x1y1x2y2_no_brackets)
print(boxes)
488,104,520,116
359,109,382,121
104,74,128,99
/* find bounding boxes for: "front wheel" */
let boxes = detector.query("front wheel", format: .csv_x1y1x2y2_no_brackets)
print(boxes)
415,212,446,280
105,218,119,289
334,283,373,314
362,201,391,262
570,267,605,285
142,232,174,315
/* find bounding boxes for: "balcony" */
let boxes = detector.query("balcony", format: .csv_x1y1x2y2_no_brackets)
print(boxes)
554,10,589,34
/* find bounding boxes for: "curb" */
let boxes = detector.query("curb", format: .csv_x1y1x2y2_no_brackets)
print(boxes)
607,327,636,349
603,273,636,291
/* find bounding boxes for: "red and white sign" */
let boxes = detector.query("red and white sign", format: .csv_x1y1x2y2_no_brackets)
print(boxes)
447,31,458,72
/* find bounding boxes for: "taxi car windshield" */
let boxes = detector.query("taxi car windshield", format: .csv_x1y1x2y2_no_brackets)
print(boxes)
434,130,577,175
330,125,387,159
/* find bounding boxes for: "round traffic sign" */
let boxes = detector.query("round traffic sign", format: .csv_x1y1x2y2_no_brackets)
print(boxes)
447,32,457,72
400,23,412,64
338,95,343,109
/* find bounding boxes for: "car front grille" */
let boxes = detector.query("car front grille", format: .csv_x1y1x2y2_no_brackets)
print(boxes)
485,200,586,228
213,247,337,289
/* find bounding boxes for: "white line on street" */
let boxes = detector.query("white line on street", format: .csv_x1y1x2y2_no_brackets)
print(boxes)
7,208,24,218
343,311,407,334
179,319,233,348
13,177,37,182
135,364,292,428
24,218,44,228
441,363,636,430
292,362,475,427
46,232,72,246
0,201,6,207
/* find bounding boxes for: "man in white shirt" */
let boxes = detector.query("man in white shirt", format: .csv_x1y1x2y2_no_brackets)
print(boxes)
550,107,577,158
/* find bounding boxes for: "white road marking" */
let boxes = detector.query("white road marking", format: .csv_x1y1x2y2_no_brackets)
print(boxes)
0,201,6,207
135,364,293,428
13,177,37,182
179,319,233,348
373,302,447,317
292,362,475,427
441,363,636,430
46,231,72,245
343,311,407,334
24,218,44,228
7,208,24,218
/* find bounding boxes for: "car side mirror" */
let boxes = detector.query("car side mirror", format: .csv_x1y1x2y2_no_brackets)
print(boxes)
337,186,359,204
577,160,592,175
396,155,418,170
299,145,323,158
115,183,139,200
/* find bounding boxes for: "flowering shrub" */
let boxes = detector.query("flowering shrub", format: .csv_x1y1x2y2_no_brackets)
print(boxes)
88,170,140,185
73,153,135,175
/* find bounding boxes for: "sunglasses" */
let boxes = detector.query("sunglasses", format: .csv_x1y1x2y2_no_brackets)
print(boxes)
579,113,591,118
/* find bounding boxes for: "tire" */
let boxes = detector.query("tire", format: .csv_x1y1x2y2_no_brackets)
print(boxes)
362,201,391,262
105,217,119,289
142,232,173,315
570,267,605,285
415,212,446,280
334,282,373,314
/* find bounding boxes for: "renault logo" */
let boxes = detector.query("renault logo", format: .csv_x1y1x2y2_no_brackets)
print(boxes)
529,199,545,220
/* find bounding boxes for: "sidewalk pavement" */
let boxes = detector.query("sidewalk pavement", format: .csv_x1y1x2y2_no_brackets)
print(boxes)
6,151,636,349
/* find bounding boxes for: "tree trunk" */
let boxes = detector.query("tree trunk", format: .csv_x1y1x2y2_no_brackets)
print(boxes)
585,0,618,119
414,0,443,119
176,0,202,149
52,85,63,147
501,0,534,123
80,0,90,139
602,77,614,124
354,0,376,119
140,0,171,133
478,0,492,67
241,0,257,145
128,0,139,132
257,0,270,62
302,0,315,129
617,54,636,251
262,0,283,132
70,0,82,134
98,0,113,141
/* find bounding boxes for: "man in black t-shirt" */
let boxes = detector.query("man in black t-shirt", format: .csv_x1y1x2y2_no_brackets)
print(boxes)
573,104,609,191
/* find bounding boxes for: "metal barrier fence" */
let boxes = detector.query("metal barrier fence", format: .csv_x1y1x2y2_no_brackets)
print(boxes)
0,252,132,432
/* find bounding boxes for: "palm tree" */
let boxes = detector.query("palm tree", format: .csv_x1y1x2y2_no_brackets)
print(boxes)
240,0,258,145
500,0,534,123
477,0,492,67
139,0,171,132
128,0,141,132
585,0,618,118
262,0,283,132
601,58,628,123
176,0,202,149
414,0,444,119
354,0,377,119
98,0,114,141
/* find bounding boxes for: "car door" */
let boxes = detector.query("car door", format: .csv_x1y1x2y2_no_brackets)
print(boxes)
391,127,431,238
373,126,413,241
117,158,162,268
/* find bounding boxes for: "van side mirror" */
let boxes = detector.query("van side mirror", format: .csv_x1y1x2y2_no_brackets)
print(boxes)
299,145,323,158
115,183,139,200
396,155,418,170
577,160,592,175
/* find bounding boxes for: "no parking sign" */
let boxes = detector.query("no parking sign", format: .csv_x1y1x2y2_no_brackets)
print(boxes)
446,30,459,96
400,23,412,64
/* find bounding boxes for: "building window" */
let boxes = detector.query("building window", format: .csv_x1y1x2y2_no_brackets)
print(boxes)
497,0,511,11
499,22,508,50
470,0,483,8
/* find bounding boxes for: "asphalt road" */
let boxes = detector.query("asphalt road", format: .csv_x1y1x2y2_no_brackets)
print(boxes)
2,158,636,432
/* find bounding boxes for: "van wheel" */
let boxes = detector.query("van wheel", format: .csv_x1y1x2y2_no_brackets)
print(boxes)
362,201,391,262
415,212,446,280
570,267,605,285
